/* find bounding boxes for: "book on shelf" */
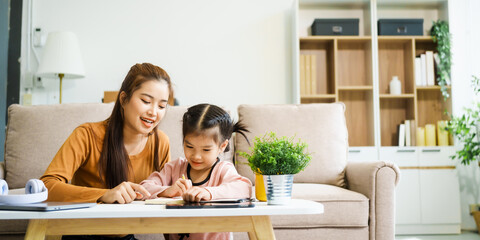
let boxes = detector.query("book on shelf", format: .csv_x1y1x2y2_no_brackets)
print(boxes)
425,51,435,86
416,127,425,146
398,124,405,147
415,52,437,86
420,54,427,86
425,124,436,146
305,55,311,95
300,54,306,95
414,57,423,86
409,120,416,146
310,54,317,95
405,120,411,146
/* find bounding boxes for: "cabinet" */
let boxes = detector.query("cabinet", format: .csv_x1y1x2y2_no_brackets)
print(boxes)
295,0,460,235
380,147,461,234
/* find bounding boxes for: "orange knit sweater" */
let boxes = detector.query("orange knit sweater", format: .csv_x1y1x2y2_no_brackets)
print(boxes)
40,121,170,202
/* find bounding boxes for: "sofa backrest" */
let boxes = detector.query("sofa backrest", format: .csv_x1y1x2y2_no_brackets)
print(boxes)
4,103,114,188
4,103,233,189
235,103,348,187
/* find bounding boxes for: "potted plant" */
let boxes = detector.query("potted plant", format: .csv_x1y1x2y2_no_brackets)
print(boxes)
446,76,480,166
239,132,311,205
446,76,480,231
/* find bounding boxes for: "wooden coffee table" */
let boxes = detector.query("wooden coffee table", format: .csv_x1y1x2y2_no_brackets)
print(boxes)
0,199,323,240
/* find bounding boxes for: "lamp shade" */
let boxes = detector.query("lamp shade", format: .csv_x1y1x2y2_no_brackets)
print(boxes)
37,31,85,79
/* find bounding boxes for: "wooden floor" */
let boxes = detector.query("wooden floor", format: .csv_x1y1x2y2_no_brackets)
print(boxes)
396,231,480,240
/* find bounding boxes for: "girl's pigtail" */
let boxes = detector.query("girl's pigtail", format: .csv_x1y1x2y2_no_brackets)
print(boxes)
233,121,250,145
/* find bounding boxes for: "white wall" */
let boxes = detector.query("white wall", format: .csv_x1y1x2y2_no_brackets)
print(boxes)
20,0,480,232
450,0,480,231
21,0,295,116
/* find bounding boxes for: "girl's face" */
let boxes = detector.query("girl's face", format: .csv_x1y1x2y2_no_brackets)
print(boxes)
121,79,169,136
183,129,228,172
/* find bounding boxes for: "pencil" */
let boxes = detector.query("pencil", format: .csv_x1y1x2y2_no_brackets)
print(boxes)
182,174,186,180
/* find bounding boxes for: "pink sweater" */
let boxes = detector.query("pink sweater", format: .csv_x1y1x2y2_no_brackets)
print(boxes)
141,157,252,240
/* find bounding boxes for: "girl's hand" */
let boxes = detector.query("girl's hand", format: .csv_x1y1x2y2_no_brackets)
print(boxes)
99,182,151,204
182,187,212,202
160,178,192,198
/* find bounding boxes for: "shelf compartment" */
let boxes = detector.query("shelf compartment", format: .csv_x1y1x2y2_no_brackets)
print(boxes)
337,39,373,87
380,94,415,99
300,39,335,95
298,2,372,37
416,89,451,128
377,1,448,37
378,38,415,95
380,98,415,146
339,90,374,147
414,38,436,57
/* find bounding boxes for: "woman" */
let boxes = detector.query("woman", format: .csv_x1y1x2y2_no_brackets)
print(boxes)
40,62,172,204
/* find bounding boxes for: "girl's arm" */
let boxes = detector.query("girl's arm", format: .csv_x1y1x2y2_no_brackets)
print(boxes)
40,125,108,203
203,162,252,200
140,158,190,198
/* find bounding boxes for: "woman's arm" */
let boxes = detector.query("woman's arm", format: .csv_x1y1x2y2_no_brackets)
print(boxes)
40,125,107,202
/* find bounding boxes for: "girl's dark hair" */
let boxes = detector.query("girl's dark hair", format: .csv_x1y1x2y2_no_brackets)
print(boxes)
99,63,173,189
182,104,249,152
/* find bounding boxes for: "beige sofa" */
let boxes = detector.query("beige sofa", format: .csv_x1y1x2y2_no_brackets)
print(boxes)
0,103,399,240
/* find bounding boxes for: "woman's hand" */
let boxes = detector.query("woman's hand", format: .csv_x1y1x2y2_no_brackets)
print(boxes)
99,181,151,204
182,187,212,202
159,178,192,198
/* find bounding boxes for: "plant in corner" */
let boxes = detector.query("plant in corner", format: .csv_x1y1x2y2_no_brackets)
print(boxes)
239,132,311,205
445,76,480,231
446,76,480,166
431,20,452,100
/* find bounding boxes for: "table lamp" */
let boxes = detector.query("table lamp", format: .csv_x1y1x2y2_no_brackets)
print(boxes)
36,31,85,103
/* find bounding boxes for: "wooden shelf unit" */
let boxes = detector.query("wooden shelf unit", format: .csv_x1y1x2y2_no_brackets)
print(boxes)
296,0,452,148
300,36,374,146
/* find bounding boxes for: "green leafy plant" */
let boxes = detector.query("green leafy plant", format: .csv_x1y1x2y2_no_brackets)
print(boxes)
430,20,452,100
446,76,480,165
239,132,311,175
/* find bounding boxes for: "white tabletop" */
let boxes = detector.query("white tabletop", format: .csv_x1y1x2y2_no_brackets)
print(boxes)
0,199,323,220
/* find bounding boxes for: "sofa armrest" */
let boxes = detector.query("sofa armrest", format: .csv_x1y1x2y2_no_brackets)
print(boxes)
0,161,4,179
345,161,400,240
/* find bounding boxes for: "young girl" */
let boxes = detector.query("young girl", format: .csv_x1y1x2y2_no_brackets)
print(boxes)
141,103,252,240
41,62,173,206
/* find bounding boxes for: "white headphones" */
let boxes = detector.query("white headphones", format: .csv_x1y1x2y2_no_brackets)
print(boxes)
0,179,48,204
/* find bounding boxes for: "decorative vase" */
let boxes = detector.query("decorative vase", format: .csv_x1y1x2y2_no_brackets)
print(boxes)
264,174,294,205
255,174,267,202
389,76,401,95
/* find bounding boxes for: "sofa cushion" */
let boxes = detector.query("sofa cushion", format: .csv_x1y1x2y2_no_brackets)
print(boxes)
235,104,348,187
271,183,369,228
4,103,114,188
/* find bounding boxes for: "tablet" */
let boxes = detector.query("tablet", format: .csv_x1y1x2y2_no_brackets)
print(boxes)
166,201,255,209
0,202,97,211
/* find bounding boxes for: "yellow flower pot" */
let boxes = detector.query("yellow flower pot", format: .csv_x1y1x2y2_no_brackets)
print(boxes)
255,174,267,202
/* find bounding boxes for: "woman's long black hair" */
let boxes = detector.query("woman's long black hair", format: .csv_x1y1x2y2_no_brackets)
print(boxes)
99,63,173,189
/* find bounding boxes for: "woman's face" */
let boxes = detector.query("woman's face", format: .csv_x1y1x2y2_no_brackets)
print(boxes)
121,79,170,136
